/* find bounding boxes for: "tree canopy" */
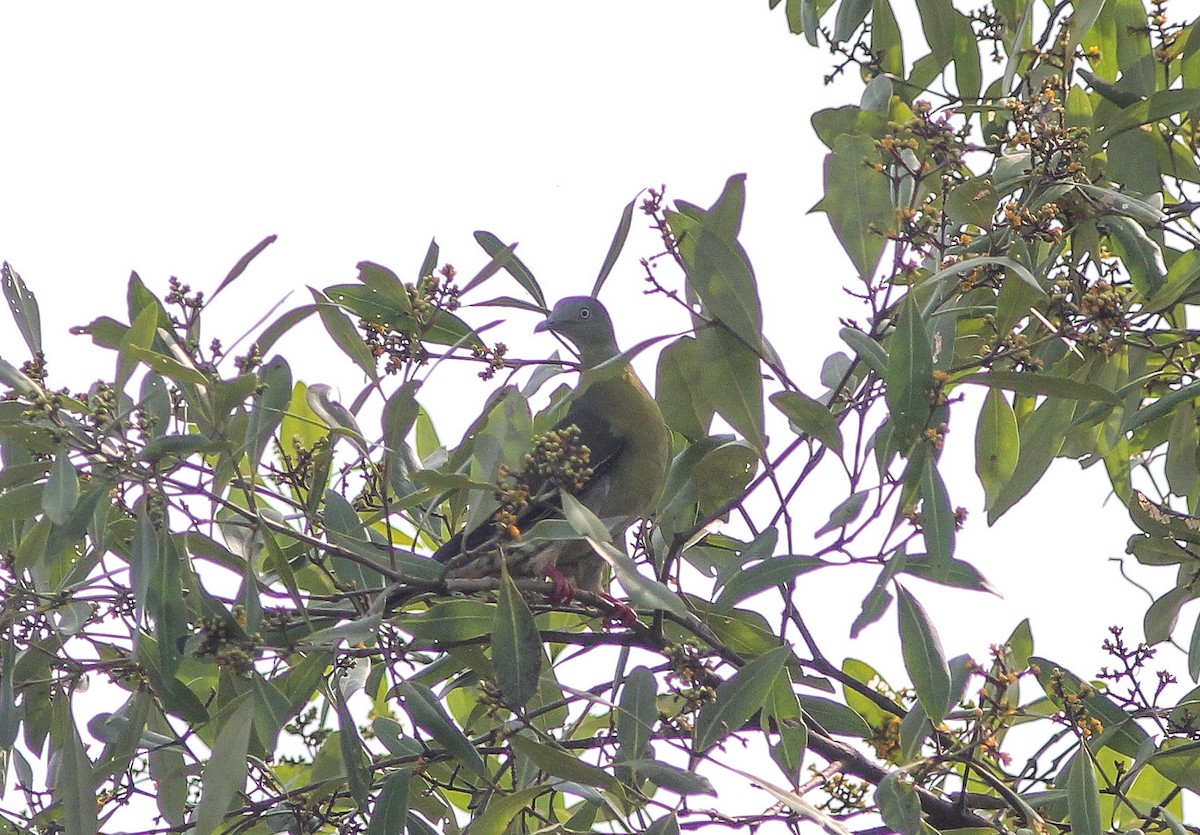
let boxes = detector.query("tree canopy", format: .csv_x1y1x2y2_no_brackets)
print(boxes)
3,1,1200,833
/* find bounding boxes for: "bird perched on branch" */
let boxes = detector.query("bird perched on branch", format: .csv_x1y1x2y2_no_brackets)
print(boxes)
433,296,671,617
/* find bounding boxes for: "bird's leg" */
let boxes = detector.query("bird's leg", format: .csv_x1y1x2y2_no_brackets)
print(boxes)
600,593,640,628
543,565,575,605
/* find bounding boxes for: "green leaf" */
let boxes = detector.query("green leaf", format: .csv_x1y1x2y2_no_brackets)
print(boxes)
468,786,542,835
1121,379,1200,434
1029,656,1149,756
1128,491,1200,545
593,194,638,297
832,0,870,42
1190,615,1200,682
692,439,758,518
897,586,952,723
844,328,892,376
123,344,210,387
914,0,955,60
367,769,411,835
975,388,1019,511
402,600,497,642
1108,215,1167,297
510,733,616,789
694,645,791,752
815,491,868,537
1099,87,1200,139
332,686,371,806
588,537,689,619
988,396,1076,524
656,336,714,441
696,325,765,449
819,134,892,280
1065,744,1103,835
192,697,255,835
397,681,488,780
2,263,41,356
617,666,657,762
771,391,843,454
42,447,79,526
622,759,717,796
877,772,922,835
51,697,98,835
1149,739,1200,794
493,568,543,708
473,230,544,307
919,457,954,565
245,356,292,468
716,556,824,610
959,370,1121,405
310,287,379,381
885,296,934,451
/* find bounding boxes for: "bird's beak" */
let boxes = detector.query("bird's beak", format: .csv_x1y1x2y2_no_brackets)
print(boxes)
534,317,554,333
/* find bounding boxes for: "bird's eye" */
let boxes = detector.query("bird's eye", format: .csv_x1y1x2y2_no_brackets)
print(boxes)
579,308,591,319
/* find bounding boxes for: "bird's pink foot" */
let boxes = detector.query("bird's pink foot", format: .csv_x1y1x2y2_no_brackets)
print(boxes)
601,593,640,628
544,565,575,605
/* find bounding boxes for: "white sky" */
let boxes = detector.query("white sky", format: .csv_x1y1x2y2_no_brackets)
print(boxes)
0,0,1190,814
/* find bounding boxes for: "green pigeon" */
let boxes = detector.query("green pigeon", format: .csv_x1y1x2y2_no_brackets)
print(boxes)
434,296,671,615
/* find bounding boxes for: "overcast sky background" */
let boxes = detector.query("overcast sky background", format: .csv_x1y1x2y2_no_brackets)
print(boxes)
0,0,1184,786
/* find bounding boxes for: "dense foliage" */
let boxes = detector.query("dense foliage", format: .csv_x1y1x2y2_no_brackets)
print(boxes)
2,0,1200,832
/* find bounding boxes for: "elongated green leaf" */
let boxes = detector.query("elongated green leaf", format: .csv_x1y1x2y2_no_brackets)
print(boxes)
1029,656,1149,756
402,600,497,642
1128,490,1200,545
694,645,791,752
656,336,714,441
919,457,954,566
310,287,378,380
1065,744,1103,835
988,396,1076,524
469,786,542,835
1121,379,1200,434
510,733,616,789
617,666,657,762
623,759,717,796
147,711,186,826
211,235,276,303
839,327,889,376
588,537,689,619
832,0,870,42
975,388,1019,510
959,370,1121,405
885,296,934,450
819,134,892,280
876,772,922,835
397,681,488,779
494,568,542,708
815,491,868,538
3,263,41,356
696,321,764,449
246,356,292,467
1100,87,1200,139
593,194,639,297
42,447,79,526
896,586,951,723
332,686,371,806
51,698,98,835
193,697,255,835
716,556,825,610
1108,215,1167,297
474,231,544,307
367,769,411,835
771,391,843,454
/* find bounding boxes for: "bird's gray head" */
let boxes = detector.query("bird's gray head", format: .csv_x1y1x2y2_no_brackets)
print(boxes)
535,297,619,366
